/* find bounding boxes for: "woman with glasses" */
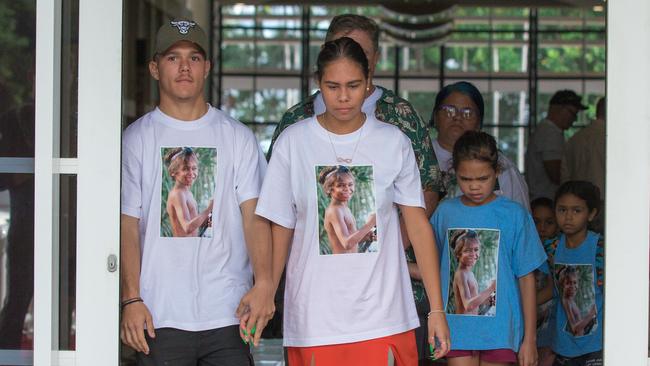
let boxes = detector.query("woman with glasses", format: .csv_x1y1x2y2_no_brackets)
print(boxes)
429,81,530,209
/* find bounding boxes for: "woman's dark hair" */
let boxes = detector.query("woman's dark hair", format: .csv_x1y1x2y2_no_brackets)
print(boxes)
452,130,499,172
554,180,601,213
531,197,554,211
431,81,485,128
315,37,369,82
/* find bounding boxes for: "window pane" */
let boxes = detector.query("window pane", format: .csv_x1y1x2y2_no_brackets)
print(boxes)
60,0,79,158
248,124,276,155
253,88,295,122
222,88,254,122
495,46,527,73
444,45,490,73
493,127,528,173
0,174,35,355
0,2,36,159
0,3,36,365
538,44,583,73
58,174,76,350
222,43,255,71
401,46,441,74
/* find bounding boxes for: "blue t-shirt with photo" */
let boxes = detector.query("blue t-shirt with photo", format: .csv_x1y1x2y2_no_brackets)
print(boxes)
545,231,604,358
431,196,547,352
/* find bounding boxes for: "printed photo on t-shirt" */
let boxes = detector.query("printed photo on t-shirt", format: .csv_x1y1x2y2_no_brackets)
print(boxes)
535,269,552,332
160,147,216,238
553,264,598,337
316,165,377,255
446,228,499,316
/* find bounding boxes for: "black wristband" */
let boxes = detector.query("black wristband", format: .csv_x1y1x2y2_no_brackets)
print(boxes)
121,297,143,309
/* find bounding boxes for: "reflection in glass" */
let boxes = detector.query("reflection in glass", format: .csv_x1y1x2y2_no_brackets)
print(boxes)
249,125,277,155
59,175,76,350
60,0,79,158
0,174,35,350
222,89,254,122
0,3,36,362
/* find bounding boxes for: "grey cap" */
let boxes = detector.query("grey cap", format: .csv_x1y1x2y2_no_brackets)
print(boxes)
154,19,208,57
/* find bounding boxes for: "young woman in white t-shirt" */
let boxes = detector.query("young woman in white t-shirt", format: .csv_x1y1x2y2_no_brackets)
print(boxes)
255,37,450,365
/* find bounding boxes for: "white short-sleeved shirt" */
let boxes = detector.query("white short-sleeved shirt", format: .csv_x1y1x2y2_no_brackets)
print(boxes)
256,115,423,347
525,118,565,200
121,105,266,331
433,139,530,211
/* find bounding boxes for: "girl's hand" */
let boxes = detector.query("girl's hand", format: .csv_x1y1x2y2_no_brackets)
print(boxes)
518,338,538,366
427,312,450,360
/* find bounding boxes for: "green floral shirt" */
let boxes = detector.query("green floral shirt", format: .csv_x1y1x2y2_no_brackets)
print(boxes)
267,86,443,193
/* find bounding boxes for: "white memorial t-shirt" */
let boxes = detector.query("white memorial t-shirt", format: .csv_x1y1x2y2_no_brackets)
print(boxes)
433,139,530,211
256,115,423,347
121,105,266,331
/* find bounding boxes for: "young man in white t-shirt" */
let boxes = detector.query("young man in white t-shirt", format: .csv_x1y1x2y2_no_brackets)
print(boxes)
120,19,274,365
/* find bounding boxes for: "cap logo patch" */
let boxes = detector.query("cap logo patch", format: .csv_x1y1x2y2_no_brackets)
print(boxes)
171,20,196,35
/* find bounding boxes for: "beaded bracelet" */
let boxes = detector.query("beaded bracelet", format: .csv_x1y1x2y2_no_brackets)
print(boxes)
121,297,143,310
427,309,445,318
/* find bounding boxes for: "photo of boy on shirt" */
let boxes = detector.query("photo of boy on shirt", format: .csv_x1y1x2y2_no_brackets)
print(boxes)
447,229,499,316
161,147,216,238
554,264,598,337
316,165,377,255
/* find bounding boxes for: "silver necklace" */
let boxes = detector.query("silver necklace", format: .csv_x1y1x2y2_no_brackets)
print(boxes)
320,114,366,164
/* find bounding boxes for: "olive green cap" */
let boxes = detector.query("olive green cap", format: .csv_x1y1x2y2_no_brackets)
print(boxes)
154,19,208,57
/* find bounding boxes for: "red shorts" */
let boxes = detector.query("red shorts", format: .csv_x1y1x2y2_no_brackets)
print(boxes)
287,330,417,366
446,349,518,363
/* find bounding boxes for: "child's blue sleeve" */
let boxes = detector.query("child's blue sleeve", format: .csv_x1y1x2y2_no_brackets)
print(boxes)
537,261,550,274
512,210,547,278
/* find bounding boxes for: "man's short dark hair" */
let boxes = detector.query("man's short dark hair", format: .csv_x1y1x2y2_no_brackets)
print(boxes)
325,14,380,54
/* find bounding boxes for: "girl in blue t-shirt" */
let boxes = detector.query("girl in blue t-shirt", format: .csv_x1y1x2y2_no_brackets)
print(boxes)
537,181,603,366
431,130,545,366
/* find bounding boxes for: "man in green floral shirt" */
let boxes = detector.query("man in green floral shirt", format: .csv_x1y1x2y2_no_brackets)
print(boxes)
267,14,442,214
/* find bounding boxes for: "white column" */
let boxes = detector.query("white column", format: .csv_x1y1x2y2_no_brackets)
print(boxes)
605,0,650,365
75,1,123,365
34,0,61,364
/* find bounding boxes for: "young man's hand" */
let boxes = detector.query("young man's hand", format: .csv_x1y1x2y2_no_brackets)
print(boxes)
120,302,155,354
236,281,275,346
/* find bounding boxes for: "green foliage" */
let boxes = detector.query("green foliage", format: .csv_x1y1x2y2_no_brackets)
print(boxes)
538,46,582,72
160,147,217,237
316,166,375,255
446,229,500,314
0,2,35,107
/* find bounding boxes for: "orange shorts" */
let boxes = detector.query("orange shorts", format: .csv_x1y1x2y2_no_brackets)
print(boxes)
286,330,417,366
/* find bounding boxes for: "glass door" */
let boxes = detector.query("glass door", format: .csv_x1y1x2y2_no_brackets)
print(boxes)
0,1,122,365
